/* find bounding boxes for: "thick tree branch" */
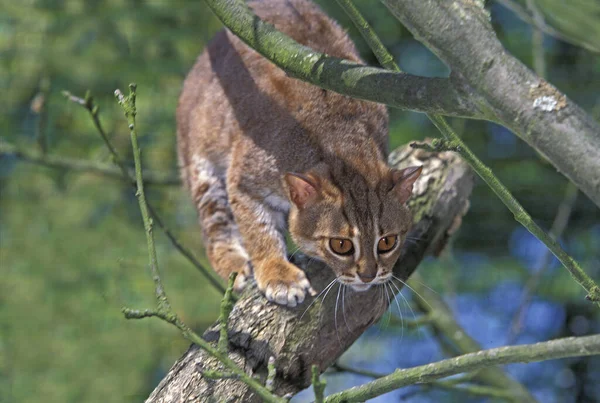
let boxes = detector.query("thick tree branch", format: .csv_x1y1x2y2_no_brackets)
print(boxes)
202,0,600,208
339,0,597,303
146,143,474,402
202,0,492,120
381,0,600,208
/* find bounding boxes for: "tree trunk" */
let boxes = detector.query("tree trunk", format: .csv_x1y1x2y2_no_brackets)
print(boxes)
146,143,474,402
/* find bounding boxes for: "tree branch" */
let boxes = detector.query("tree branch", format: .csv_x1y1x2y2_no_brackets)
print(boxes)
495,0,600,53
201,0,492,120
201,0,600,208
409,273,537,402
412,137,599,304
381,0,600,208
62,90,226,295
145,143,474,402
0,140,180,186
338,0,597,304
324,334,600,402
116,84,285,403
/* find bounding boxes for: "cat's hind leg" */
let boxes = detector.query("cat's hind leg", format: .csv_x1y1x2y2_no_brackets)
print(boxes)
187,155,251,291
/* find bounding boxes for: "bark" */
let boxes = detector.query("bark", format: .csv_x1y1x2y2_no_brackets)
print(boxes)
201,0,493,121
381,0,600,208
202,0,600,208
146,143,474,402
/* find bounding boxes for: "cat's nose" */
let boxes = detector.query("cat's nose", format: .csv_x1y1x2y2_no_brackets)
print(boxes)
358,272,377,283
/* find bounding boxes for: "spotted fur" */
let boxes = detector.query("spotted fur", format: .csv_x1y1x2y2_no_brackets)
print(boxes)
177,0,420,306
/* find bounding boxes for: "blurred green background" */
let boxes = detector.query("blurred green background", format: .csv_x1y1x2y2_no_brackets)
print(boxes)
0,1,599,402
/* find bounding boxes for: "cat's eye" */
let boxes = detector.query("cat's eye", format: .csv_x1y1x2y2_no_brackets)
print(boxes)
329,238,354,256
377,235,398,253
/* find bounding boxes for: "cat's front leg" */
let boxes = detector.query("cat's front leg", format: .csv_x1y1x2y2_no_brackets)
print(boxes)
229,190,316,307
256,258,315,307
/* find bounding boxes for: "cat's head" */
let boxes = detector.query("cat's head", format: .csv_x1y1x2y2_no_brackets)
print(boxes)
285,164,422,291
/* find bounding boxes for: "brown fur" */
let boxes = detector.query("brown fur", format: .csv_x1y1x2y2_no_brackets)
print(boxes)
177,0,421,307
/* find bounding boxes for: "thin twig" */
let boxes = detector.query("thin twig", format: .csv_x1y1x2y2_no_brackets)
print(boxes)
330,362,385,379
312,365,326,403
526,0,546,78
495,0,600,53
64,90,130,178
0,140,180,186
266,356,277,392
335,0,397,70
218,273,238,354
324,334,600,402
410,136,598,304
117,84,285,403
146,203,227,295
339,0,598,305
63,90,226,295
122,303,283,402
409,273,536,401
115,84,170,311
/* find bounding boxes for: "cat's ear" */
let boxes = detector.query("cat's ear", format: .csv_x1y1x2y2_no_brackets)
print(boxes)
284,172,320,209
390,166,423,204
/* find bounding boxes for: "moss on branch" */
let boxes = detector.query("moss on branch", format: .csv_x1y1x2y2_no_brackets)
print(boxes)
201,0,488,119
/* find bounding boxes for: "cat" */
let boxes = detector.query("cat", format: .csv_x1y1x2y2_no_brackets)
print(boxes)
176,0,421,307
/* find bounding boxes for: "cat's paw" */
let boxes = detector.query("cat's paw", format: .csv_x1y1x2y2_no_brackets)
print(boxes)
233,261,253,293
255,259,316,307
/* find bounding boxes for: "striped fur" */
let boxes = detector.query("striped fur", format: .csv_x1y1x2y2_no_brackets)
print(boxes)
177,0,420,306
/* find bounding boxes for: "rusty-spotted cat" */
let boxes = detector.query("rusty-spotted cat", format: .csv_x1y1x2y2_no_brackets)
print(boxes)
177,0,421,307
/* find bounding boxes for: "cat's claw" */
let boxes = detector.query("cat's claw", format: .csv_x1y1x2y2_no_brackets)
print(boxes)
258,261,316,308
233,262,253,293
265,277,316,307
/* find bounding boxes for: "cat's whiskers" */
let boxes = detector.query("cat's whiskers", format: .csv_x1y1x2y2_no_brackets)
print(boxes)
391,274,432,311
320,278,338,306
389,279,418,324
381,283,392,333
334,282,343,346
385,281,404,342
390,278,429,340
299,277,337,321
372,284,384,340
408,277,440,295
287,246,302,260
341,284,351,332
